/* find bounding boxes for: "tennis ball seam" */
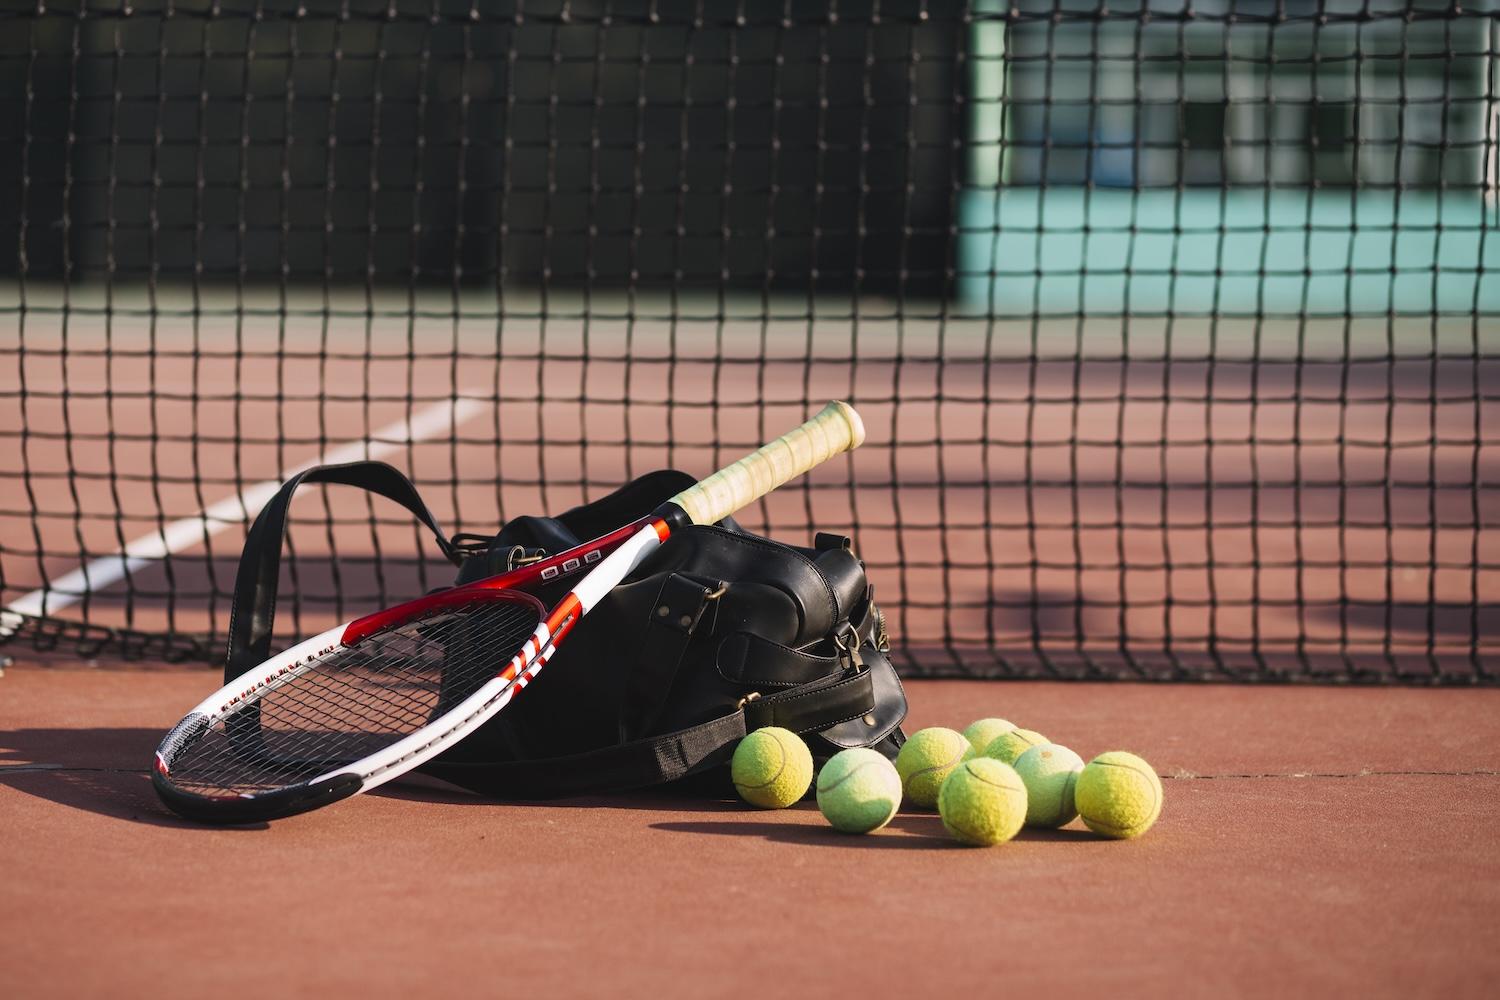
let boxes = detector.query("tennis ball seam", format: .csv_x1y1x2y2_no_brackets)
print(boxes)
1078,757,1162,836
1041,768,1079,815
1055,768,1080,823
1079,804,1155,838
817,759,886,795
958,761,1025,794
983,729,1048,763
1090,758,1160,785
939,759,1027,846
735,734,789,791
902,747,969,792
962,718,1016,752
1082,816,1135,838
1082,761,1162,809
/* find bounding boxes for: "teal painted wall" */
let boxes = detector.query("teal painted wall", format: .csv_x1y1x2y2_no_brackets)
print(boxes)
959,187,1499,317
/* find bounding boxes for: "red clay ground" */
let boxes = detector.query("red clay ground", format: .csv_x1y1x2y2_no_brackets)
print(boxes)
2,667,1498,999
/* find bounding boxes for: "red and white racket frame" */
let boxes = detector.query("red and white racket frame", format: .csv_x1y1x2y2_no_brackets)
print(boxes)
152,400,865,823
152,516,668,822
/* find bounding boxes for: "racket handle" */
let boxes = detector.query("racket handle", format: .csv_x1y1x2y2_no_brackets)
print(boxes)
669,401,866,526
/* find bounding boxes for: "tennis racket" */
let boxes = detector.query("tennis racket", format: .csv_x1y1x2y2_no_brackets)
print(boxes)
152,401,865,823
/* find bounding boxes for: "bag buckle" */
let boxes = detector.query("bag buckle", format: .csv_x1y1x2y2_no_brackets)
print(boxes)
833,622,866,671
506,545,548,572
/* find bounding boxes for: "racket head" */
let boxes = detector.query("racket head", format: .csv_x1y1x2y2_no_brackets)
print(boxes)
153,588,546,823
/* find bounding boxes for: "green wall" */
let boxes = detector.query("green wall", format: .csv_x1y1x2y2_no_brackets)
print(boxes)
959,187,1500,316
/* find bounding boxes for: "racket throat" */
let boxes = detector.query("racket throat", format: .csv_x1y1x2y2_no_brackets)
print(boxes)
544,593,583,641
651,505,691,535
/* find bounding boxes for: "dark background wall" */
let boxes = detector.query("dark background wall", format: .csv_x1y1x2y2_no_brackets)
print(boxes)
1,0,962,297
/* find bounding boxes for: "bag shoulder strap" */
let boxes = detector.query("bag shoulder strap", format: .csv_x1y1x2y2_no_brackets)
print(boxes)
420,665,876,799
224,460,460,683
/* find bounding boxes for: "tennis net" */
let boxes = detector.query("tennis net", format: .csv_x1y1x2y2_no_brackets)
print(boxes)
2,1,1496,682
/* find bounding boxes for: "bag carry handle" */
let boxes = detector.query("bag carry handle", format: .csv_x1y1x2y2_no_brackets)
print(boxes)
224,460,460,683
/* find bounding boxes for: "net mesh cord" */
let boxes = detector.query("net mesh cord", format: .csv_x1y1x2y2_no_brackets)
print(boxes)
1,1,1496,683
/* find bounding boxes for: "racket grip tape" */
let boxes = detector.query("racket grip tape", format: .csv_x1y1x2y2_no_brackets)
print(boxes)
669,401,866,526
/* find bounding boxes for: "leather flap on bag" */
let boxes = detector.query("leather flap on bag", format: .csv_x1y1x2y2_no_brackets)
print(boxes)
715,631,841,689
816,643,907,749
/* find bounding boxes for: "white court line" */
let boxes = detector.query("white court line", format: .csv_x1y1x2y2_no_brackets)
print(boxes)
0,397,486,636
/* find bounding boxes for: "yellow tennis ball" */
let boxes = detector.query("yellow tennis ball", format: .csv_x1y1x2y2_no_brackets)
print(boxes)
816,748,902,834
1012,743,1085,828
894,727,974,809
937,757,1028,846
731,727,813,809
961,717,1016,755
983,727,1049,765
1075,751,1164,839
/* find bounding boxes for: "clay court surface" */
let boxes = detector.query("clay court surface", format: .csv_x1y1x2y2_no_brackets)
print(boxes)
3,665,1496,999
4,292,1496,996
5,5,1497,995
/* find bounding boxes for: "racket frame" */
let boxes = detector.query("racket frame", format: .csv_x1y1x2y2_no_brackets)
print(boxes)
153,515,679,822
153,400,863,822
152,518,662,822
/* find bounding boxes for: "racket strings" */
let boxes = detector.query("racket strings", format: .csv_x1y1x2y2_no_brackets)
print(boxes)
162,598,541,798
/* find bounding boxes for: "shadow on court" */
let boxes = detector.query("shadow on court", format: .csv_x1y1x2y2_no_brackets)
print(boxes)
0,720,764,826
650,814,954,850
0,726,269,829
373,776,755,814
650,812,1103,848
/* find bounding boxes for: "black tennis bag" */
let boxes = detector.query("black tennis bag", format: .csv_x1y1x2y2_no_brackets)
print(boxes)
224,462,907,801
423,468,908,798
